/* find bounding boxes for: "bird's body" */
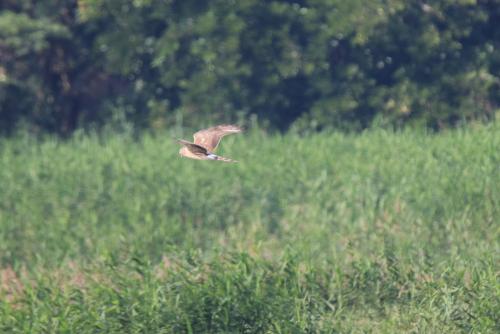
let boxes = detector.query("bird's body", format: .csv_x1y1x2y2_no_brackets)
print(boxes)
177,124,242,162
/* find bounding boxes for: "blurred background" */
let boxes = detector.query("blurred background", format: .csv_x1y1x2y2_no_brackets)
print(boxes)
1,2,499,330
0,0,499,136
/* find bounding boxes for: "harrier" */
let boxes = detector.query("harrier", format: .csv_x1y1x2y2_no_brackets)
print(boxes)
177,124,242,162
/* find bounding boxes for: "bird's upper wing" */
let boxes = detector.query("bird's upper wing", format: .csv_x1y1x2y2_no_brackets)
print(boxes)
177,139,208,155
193,124,242,151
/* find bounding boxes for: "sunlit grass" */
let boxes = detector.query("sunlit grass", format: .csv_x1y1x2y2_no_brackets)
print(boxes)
0,124,499,332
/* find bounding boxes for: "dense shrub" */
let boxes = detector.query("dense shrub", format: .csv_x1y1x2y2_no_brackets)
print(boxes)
1,0,499,134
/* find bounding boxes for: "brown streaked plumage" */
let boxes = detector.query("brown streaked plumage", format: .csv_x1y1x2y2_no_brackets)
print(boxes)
177,124,242,162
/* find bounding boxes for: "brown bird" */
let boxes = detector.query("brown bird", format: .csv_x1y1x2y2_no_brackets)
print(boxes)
177,124,242,162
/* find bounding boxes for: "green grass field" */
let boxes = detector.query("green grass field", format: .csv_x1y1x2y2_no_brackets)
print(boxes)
0,125,499,333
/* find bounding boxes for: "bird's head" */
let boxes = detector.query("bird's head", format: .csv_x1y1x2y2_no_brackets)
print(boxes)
179,146,187,157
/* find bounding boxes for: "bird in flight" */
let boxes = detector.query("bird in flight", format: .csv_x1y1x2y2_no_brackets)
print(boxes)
177,124,242,162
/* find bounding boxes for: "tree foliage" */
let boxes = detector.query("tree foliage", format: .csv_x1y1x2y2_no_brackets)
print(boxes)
0,0,499,134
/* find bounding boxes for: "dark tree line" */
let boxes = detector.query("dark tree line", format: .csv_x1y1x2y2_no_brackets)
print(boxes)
1,0,499,135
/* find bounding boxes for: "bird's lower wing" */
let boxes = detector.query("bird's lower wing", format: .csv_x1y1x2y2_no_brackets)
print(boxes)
177,140,208,155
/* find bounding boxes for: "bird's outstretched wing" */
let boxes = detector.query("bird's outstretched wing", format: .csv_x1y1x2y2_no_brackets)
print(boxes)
193,124,242,151
177,139,208,155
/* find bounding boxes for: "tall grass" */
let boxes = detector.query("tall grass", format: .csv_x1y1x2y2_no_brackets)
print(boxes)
0,125,499,332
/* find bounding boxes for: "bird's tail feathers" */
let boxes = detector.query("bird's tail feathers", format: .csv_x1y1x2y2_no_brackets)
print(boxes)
215,155,238,163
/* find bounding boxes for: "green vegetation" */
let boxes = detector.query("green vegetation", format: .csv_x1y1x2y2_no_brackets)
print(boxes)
1,1,498,332
1,0,499,135
1,125,499,332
